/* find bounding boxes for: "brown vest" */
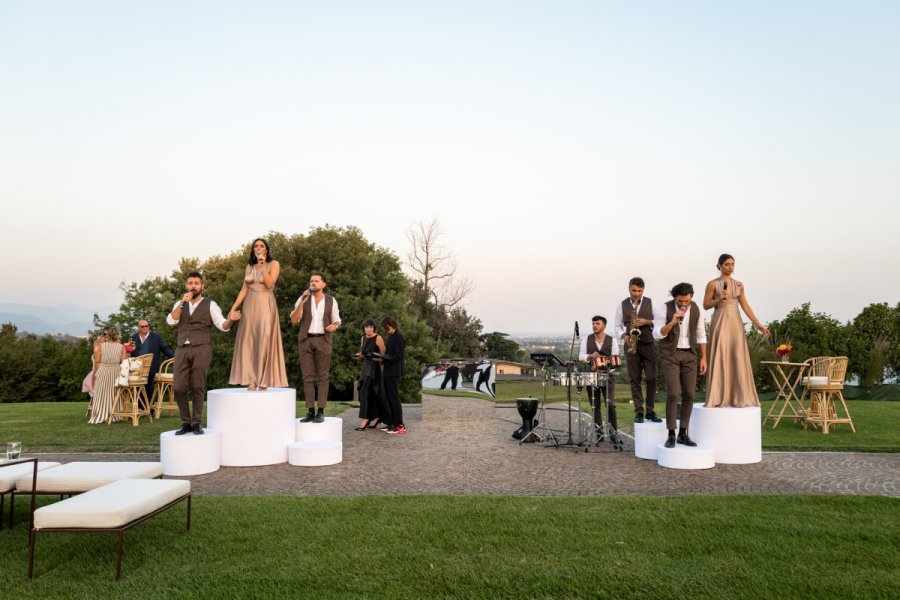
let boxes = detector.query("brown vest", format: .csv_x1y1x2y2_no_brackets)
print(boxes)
659,300,700,354
176,298,212,347
298,294,335,344
621,297,654,344
586,334,612,357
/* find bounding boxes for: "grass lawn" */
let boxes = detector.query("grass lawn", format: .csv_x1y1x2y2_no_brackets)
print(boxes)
2,495,897,599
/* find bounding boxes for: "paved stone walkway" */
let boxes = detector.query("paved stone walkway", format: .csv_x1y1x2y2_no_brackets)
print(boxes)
34,395,899,498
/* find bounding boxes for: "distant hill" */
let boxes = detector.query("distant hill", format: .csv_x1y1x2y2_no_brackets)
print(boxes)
0,302,117,336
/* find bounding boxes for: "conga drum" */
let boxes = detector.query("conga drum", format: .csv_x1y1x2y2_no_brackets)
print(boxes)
516,397,539,443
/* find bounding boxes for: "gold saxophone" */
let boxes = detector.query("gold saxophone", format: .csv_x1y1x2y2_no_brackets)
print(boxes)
627,305,641,355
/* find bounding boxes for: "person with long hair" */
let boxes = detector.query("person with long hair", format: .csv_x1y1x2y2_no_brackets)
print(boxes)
88,327,126,424
228,238,288,391
354,319,386,430
703,253,770,408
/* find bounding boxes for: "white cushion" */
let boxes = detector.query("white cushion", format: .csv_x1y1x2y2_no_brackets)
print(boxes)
15,462,163,493
806,376,829,386
0,462,61,493
33,479,190,529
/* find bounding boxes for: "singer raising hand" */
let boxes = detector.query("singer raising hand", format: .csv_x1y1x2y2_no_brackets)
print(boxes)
228,238,288,391
703,253,769,408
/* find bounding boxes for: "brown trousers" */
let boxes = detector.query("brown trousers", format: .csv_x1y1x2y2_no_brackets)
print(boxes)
173,343,212,425
626,342,658,414
299,335,332,408
661,349,697,430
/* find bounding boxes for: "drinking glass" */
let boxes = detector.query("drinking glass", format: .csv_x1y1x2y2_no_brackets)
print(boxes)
6,442,21,460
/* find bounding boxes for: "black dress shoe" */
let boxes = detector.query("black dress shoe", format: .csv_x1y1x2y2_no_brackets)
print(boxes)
664,434,676,448
647,412,663,423
300,410,315,423
192,424,204,435
313,411,325,423
676,433,697,447
175,423,192,436
634,412,644,424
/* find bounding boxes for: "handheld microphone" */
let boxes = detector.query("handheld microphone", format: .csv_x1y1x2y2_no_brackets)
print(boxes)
723,280,728,291
574,321,580,338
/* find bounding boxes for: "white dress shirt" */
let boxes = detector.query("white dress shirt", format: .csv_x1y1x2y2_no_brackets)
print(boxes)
578,334,620,362
293,295,341,333
166,298,230,332
653,302,707,347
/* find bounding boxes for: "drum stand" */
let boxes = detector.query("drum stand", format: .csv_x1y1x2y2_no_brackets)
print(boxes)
521,359,553,445
581,368,624,452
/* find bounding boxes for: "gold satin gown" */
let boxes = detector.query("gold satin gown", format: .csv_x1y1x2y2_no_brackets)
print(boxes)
704,278,760,408
229,264,288,388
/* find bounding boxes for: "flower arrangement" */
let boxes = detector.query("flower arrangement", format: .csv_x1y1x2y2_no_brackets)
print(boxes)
775,342,792,361
123,340,136,353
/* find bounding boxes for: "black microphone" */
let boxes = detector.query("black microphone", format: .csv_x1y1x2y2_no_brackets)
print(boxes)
723,280,728,291
574,321,580,338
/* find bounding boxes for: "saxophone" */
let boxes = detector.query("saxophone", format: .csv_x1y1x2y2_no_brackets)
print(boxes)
627,304,641,355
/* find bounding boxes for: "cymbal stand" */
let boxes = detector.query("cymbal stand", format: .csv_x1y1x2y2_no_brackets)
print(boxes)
547,361,580,450
601,367,624,451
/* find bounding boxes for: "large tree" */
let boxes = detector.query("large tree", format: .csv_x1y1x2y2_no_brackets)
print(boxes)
847,302,900,387
98,227,435,403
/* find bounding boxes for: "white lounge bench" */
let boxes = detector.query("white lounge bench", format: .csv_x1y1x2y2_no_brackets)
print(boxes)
28,478,191,580
10,461,164,528
1,460,61,530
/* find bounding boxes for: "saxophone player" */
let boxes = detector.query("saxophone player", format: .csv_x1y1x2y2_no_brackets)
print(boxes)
613,277,660,424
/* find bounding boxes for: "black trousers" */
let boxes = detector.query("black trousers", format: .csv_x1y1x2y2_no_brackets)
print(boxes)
383,376,403,426
173,344,212,425
626,342,658,414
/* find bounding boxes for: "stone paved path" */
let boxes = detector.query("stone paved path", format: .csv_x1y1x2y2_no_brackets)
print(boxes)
34,395,899,498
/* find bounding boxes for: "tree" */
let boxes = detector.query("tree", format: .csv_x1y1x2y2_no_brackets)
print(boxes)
406,218,475,352
98,227,435,403
767,303,849,364
847,302,900,387
480,332,526,362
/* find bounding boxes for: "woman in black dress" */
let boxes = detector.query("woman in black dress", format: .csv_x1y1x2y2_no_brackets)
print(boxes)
354,319,385,430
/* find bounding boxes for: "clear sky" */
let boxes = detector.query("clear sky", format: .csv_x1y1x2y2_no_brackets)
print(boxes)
1,1,898,335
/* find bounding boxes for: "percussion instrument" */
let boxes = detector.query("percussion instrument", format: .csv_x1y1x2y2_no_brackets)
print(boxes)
515,398,539,443
590,355,607,370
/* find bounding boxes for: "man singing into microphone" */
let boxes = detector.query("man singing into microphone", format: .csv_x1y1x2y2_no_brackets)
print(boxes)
653,283,707,448
166,272,238,435
290,273,341,423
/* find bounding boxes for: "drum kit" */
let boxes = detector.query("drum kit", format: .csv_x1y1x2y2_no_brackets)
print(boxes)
518,351,626,452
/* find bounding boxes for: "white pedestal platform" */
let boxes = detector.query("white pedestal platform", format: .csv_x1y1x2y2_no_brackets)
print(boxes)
634,420,674,460
160,429,221,476
290,417,343,466
690,404,762,464
288,440,343,466
207,388,296,467
656,443,715,470
295,417,343,442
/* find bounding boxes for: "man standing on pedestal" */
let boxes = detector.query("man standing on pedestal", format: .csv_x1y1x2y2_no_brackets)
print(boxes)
614,277,660,424
291,273,341,423
653,282,707,449
166,272,238,435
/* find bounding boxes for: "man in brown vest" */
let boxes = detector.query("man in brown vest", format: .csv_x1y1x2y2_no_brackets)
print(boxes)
614,277,660,424
166,272,238,435
653,282,707,448
290,273,341,423
578,315,621,446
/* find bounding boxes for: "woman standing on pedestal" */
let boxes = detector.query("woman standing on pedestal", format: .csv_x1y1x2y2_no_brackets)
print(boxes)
703,253,770,408
228,238,288,391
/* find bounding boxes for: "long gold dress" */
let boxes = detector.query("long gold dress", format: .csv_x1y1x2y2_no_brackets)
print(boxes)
89,341,123,424
229,263,288,388
704,278,760,408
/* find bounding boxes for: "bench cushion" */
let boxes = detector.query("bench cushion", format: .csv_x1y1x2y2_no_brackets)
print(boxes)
0,462,61,493
34,479,190,529
15,462,164,493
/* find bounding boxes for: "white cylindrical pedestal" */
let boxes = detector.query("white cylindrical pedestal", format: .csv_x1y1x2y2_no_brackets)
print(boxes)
656,443,715,470
288,440,343,466
691,404,762,464
207,388,296,467
295,417,343,442
160,429,221,476
634,420,674,460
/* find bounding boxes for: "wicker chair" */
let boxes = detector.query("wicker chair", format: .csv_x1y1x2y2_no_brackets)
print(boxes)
151,358,177,419
799,356,831,428
109,354,154,426
805,357,854,434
